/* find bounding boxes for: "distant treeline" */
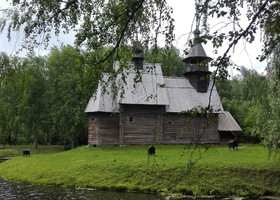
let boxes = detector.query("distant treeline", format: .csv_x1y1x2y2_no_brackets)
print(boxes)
0,46,96,147
216,65,280,153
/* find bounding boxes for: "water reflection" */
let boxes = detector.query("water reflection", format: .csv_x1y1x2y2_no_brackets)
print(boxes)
0,177,164,200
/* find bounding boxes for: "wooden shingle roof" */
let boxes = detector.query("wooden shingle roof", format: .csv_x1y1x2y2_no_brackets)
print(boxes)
164,77,223,113
85,63,224,114
218,111,242,132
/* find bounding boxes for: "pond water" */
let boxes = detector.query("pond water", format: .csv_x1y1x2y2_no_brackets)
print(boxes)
0,176,249,200
0,177,166,200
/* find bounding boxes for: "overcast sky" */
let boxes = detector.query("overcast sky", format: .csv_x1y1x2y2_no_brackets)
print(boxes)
0,0,266,76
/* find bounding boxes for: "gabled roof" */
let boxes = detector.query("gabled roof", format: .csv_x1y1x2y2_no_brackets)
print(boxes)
164,77,223,113
85,80,119,112
218,111,242,132
85,63,168,113
85,63,224,114
119,63,169,105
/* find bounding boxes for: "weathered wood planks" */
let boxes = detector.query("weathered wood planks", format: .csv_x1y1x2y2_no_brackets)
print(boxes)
87,105,219,146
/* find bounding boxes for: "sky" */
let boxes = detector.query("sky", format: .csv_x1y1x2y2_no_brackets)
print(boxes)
0,0,266,76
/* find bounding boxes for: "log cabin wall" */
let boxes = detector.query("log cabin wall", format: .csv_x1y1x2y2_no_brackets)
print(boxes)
88,109,219,146
204,114,219,143
163,113,219,144
88,113,119,146
120,104,164,144
88,114,99,146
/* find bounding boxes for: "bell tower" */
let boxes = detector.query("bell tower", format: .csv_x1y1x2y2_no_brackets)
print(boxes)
183,29,212,93
132,42,144,69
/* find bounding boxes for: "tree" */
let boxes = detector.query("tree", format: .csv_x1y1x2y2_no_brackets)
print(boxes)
2,1,280,88
0,52,10,84
0,0,174,62
45,46,93,148
18,56,47,148
258,48,280,155
0,46,113,146
1,1,280,78
216,67,269,143
193,0,280,78
0,53,49,146
0,55,28,145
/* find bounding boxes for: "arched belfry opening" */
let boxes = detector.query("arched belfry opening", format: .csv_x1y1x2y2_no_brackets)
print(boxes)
183,29,212,93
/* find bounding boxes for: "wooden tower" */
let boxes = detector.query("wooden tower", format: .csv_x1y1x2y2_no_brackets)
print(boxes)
183,29,212,93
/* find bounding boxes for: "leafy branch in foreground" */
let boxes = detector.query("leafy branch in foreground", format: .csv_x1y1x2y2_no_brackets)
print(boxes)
0,0,174,63
190,0,280,155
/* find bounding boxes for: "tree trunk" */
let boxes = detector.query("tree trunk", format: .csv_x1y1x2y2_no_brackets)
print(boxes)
14,130,18,145
35,136,38,149
7,131,12,145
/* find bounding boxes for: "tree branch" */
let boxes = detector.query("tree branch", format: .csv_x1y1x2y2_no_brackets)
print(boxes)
95,0,146,65
208,0,270,109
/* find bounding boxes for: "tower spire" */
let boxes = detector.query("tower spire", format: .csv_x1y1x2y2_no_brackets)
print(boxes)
193,28,200,38
132,42,144,69
183,30,212,93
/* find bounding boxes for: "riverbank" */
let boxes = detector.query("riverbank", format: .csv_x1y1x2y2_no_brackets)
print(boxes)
0,144,279,198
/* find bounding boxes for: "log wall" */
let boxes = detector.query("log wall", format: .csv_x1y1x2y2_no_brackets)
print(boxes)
88,109,219,146
120,104,164,144
163,113,219,144
88,113,119,146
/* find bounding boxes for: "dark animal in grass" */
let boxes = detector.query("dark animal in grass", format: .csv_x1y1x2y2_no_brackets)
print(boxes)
22,148,30,156
148,145,155,155
228,140,238,150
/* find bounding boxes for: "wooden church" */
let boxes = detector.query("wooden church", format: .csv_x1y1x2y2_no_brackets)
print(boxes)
85,31,241,146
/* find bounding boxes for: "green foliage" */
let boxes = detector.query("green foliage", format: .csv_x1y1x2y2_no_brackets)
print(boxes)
20,56,47,146
194,0,280,79
45,46,91,146
0,46,111,146
0,55,31,144
0,0,174,62
217,67,269,101
260,51,280,155
217,67,269,143
217,49,280,153
0,145,279,197
2,0,280,79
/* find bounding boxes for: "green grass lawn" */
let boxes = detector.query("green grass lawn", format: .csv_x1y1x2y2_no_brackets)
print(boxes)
0,144,279,197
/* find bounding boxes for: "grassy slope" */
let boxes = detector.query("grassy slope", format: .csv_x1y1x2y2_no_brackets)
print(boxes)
0,144,279,197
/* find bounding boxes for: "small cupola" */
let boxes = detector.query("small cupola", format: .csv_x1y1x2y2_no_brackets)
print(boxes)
183,29,212,93
132,42,144,69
